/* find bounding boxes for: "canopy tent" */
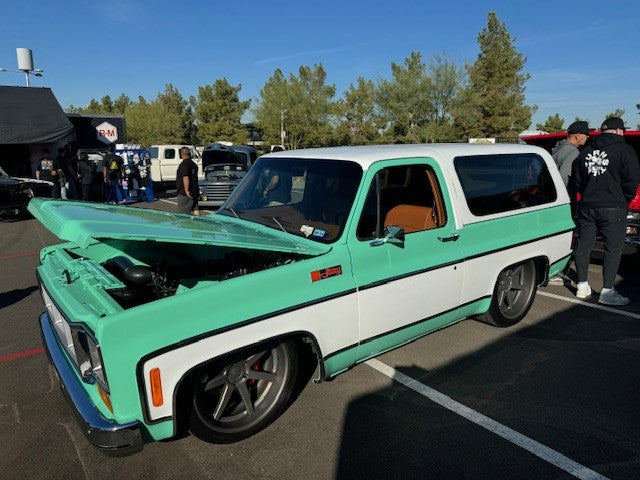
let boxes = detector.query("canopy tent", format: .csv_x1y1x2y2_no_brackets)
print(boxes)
0,86,74,144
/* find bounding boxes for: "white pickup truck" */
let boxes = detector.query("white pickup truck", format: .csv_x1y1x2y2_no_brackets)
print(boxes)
149,145,203,188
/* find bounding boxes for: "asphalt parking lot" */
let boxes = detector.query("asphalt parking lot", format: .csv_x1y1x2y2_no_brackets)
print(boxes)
1,198,639,480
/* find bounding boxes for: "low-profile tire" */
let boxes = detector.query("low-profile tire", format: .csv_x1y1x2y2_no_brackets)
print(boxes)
189,339,299,444
475,259,538,328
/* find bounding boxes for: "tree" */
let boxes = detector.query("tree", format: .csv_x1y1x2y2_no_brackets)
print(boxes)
125,85,194,146
453,12,535,141
194,78,251,145
336,77,382,145
605,108,625,119
425,53,462,141
377,51,434,143
536,113,564,133
253,65,338,149
113,94,132,114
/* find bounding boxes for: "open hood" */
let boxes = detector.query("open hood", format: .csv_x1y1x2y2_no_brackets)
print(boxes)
28,198,330,256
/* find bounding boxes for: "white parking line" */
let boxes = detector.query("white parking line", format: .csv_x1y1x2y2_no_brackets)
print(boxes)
365,358,610,480
539,291,640,320
159,198,177,205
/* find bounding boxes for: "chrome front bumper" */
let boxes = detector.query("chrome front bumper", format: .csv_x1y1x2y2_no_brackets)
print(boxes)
39,312,143,456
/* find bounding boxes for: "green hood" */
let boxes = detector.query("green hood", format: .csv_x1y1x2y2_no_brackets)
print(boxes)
28,198,330,256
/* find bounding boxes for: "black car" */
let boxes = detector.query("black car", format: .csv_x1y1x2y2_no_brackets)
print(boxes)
198,144,248,208
0,166,52,216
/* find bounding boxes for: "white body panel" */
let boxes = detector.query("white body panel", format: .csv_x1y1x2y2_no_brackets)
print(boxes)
149,145,203,184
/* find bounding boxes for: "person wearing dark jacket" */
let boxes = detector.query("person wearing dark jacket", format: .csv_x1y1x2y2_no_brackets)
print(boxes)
77,152,95,201
569,117,640,305
551,120,590,186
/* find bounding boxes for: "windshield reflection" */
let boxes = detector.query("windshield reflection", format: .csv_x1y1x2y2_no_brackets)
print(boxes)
219,158,363,243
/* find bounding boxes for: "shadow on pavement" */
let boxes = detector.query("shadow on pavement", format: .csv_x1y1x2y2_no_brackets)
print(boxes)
336,298,640,480
0,285,39,310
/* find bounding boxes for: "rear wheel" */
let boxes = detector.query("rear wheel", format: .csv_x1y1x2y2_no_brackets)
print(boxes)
189,339,299,443
476,260,537,327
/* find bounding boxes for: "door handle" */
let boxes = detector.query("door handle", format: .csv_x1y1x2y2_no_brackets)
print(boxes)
438,233,459,242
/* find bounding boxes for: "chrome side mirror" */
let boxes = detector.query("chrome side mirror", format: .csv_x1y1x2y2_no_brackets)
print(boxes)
369,226,405,247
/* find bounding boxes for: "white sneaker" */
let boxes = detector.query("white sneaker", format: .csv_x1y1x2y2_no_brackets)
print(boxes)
598,289,630,306
576,283,592,299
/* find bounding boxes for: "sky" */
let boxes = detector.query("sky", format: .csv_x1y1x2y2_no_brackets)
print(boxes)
1,0,639,131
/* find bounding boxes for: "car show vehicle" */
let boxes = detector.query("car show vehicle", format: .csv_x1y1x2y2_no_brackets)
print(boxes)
31,144,573,455
521,129,640,252
198,143,248,208
0,166,52,216
149,145,203,188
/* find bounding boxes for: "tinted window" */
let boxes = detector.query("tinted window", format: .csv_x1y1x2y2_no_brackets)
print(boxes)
165,148,175,159
357,165,447,240
454,153,557,216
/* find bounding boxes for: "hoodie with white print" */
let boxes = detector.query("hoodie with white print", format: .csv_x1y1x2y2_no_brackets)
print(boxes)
570,133,640,209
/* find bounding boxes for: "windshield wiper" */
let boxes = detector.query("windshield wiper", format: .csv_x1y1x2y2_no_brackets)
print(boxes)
272,217,287,233
220,206,240,219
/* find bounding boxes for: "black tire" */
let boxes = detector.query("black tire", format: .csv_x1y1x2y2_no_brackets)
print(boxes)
189,339,299,443
475,259,538,327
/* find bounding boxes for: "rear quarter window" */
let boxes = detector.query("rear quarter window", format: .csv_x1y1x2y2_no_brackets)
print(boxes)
149,147,159,159
454,153,557,216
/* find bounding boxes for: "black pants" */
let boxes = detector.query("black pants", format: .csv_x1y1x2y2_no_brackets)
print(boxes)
574,207,627,288
81,183,92,201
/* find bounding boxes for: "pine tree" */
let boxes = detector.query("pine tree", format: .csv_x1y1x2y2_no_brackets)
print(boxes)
194,79,250,145
453,12,535,141
536,114,564,133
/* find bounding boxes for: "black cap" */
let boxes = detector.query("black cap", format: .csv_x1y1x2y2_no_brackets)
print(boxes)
600,117,626,131
567,121,590,135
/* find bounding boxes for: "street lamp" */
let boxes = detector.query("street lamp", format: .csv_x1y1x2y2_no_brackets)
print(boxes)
16,48,44,87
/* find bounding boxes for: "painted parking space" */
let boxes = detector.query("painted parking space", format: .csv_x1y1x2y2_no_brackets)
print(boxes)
1,206,638,480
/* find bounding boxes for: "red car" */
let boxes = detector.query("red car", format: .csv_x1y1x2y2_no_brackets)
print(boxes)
521,130,640,253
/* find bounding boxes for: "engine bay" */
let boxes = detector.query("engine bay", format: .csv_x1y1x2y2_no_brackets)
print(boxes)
91,240,307,309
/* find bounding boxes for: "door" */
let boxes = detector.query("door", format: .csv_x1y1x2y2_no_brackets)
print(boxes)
160,147,179,181
347,159,464,360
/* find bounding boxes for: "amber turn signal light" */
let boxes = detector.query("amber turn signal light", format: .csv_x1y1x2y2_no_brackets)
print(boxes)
150,367,164,407
97,383,113,413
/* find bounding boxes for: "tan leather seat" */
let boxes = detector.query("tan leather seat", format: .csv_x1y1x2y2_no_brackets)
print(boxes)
384,204,436,233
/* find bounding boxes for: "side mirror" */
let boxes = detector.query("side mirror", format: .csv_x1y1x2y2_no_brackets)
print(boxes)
369,226,405,247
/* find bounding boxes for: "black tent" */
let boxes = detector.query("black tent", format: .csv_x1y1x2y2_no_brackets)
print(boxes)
0,86,74,144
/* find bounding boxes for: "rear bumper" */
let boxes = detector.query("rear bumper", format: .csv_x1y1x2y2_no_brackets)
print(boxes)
39,312,143,456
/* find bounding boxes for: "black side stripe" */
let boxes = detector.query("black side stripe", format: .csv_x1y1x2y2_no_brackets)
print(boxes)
358,228,574,292
323,295,491,361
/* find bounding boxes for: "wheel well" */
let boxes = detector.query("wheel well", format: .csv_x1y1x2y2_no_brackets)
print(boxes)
531,256,549,285
172,333,321,438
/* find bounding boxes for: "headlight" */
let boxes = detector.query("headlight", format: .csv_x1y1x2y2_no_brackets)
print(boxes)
42,287,108,391
71,327,108,390
627,211,640,221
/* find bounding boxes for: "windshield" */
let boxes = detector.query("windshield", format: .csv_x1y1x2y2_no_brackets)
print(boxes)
219,158,363,243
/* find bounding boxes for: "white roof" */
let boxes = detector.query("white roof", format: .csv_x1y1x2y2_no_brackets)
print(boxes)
262,143,549,170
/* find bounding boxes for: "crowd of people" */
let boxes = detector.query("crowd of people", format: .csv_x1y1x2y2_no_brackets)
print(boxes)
32,144,152,204
550,116,640,306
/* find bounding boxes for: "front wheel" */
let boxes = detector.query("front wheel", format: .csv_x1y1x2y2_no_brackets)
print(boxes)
475,260,538,327
189,339,299,443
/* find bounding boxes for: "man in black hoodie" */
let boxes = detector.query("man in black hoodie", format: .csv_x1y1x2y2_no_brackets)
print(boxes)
570,117,640,305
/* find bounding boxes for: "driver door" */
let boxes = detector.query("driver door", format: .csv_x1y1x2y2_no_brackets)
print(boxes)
347,159,464,361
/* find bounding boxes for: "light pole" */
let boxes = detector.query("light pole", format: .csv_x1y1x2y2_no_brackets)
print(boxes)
280,109,288,147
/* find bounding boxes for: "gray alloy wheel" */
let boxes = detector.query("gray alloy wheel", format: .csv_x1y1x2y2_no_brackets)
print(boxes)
189,339,298,443
476,260,537,327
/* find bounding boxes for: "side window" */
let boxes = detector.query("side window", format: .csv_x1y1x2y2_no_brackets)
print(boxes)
165,148,176,160
454,153,557,216
356,164,447,240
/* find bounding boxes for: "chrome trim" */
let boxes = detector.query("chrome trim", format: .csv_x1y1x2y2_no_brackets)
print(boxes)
40,312,143,455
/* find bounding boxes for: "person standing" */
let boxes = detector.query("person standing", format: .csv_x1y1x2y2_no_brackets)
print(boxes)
551,121,590,186
570,117,640,305
53,148,68,199
35,148,58,198
105,152,126,204
176,146,200,216
77,152,94,201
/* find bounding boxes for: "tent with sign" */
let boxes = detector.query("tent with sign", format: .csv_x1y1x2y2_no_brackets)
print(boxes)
67,113,126,149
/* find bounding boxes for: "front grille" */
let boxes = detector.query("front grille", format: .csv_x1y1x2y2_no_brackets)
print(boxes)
203,184,236,201
41,287,77,365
